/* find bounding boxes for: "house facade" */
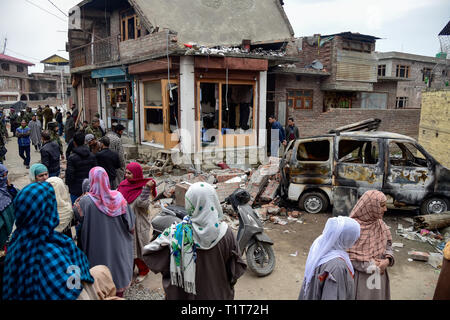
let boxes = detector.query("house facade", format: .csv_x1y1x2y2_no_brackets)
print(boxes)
68,0,294,165
0,54,34,105
269,33,450,140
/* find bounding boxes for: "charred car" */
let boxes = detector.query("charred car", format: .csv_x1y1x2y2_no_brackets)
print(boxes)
280,119,450,215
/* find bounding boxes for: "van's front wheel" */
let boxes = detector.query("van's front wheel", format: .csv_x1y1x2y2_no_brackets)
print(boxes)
420,197,448,215
299,192,329,214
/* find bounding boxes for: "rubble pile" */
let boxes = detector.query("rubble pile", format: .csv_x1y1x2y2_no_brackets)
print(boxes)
184,44,287,57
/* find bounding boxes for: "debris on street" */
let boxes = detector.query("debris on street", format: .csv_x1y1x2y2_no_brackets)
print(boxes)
408,251,430,262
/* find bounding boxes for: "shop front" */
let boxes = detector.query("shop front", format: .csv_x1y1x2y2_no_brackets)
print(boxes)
91,67,134,140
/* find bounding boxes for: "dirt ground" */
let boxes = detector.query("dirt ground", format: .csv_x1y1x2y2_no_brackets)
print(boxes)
4,135,442,300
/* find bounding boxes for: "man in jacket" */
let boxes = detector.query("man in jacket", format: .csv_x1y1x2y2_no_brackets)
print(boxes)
40,130,60,177
85,118,103,140
106,124,126,187
9,109,19,137
284,117,300,144
268,115,285,158
65,132,97,203
16,120,31,169
49,122,64,160
64,111,75,144
43,105,54,129
95,136,121,189
55,108,63,136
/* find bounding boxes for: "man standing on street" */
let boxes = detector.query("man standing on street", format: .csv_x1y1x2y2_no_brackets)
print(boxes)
106,124,126,187
9,108,19,137
49,122,64,161
94,113,106,136
36,105,44,124
40,130,60,177
64,111,75,144
268,115,285,158
85,118,103,140
28,113,42,151
65,132,97,203
16,120,31,169
284,117,300,144
55,108,63,136
95,136,121,189
43,105,54,129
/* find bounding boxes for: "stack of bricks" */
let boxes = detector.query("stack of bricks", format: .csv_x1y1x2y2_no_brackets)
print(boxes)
245,168,270,206
213,169,246,183
259,179,280,202
215,182,242,203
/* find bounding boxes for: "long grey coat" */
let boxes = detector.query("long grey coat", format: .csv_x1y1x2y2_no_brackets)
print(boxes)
74,195,135,291
28,119,41,146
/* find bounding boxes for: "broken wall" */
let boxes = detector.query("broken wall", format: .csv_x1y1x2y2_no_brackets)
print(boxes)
418,89,450,168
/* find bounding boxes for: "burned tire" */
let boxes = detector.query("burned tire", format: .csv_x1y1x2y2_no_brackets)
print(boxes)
246,242,276,277
420,197,448,215
299,192,329,214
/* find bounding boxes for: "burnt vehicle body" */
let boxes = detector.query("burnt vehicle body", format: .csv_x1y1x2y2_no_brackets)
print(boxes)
280,119,450,215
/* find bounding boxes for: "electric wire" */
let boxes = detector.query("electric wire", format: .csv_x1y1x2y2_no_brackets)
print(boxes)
24,0,67,22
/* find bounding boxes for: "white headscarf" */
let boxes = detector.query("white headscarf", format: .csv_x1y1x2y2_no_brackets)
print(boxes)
301,216,360,298
47,177,74,233
144,182,228,295
184,182,228,250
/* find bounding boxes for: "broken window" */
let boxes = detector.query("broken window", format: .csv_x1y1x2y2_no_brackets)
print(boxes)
143,81,163,133
422,68,432,82
396,65,410,78
144,81,162,106
287,90,313,110
389,142,427,167
297,140,330,162
200,82,220,145
378,65,386,77
120,10,146,41
168,83,179,133
222,84,253,133
145,108,163,132
338,140,379,164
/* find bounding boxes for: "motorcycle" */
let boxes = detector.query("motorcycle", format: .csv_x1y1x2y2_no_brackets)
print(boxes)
225,188,276,277
151,188,276,277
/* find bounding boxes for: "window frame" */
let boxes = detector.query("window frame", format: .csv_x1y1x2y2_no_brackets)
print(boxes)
287,89,313,110
120,10,142,41
395,97,408,109
422,67,432,82
378,64,386,77
1,63,9,71
16,65,24,73
395,64,410,78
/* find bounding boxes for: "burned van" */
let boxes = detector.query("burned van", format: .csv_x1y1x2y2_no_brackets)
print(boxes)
280,120,450,215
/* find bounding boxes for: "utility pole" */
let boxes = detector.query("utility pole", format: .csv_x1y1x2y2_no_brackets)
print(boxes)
2,37,7,54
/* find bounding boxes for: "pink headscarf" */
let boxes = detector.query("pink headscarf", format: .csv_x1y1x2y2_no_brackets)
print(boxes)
88,167,128,217
117,162,157,204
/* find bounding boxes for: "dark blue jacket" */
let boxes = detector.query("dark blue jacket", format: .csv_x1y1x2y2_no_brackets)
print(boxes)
271,121,285,143
15,126,31,147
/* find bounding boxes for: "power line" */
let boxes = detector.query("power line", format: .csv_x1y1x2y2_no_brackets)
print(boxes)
4,48,42,63
24,0,67,23
47,0,68,17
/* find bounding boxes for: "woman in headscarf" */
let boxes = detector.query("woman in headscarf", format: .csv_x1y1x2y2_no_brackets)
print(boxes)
74,167,135,297
298,216,360,300
347,190,394,300
143,182,247,300
2,182,94,300
433,240,450,300
47,177,74,238
117,162,157,283
29,163,49,183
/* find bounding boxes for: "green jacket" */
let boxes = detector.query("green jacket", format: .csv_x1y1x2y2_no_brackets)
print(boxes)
85,125,103,140
50,130,63,156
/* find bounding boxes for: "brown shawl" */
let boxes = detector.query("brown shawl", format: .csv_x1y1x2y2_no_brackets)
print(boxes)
347,190,392,262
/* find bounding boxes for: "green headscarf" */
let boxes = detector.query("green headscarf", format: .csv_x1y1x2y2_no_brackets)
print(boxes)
29,163,48,182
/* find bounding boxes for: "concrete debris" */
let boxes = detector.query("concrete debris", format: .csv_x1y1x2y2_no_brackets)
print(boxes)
392,242,404,248
269,216,288,225
290,251,298,257
427,253,444,269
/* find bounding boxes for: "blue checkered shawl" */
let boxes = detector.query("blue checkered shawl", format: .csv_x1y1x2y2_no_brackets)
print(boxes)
2,182,94,300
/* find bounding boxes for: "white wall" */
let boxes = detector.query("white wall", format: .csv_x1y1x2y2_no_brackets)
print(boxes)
258,71,267,149
179,56,196,153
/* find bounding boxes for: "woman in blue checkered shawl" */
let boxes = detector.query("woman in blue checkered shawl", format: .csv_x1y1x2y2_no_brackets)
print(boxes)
2,182,94,300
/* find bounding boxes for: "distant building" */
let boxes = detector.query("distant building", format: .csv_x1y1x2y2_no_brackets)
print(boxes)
0,53,34,105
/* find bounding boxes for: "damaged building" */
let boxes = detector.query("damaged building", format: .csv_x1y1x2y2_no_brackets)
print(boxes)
67,0,295,164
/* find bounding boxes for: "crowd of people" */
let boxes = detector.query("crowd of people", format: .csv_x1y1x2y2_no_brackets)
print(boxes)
0,104,448,301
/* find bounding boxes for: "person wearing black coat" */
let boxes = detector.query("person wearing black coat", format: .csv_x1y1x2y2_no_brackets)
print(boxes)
65,132,97,203
40,130,61,177
95,136,121,189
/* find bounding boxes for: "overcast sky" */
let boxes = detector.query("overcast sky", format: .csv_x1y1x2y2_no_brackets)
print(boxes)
0,0,449,73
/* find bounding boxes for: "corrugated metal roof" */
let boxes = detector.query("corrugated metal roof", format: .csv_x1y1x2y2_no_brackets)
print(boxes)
129,0,294,47
40,54,69,64
0,54,34,66
438,21,450,36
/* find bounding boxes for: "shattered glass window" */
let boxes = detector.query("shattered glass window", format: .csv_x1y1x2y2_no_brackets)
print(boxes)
297,140,330,161
338,140,379,164
389,142,427,167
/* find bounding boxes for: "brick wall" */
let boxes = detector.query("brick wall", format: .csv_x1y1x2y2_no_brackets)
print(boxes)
418,89,450,167
119,31,178,60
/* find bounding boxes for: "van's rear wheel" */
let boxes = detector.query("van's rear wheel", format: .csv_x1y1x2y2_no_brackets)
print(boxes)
299,192,329,214
420,197,448,215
